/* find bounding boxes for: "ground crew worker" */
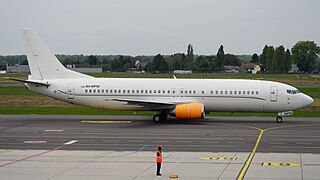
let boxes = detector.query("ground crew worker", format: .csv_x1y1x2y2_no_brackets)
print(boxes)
156,145,162,176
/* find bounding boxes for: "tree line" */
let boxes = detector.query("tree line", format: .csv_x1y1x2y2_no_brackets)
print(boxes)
1,41,319,73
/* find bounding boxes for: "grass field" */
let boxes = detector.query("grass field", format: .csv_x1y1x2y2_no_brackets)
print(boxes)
0,85,319,117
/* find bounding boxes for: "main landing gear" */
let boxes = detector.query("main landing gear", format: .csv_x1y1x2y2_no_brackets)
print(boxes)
153,112,168,123
276,116,283,123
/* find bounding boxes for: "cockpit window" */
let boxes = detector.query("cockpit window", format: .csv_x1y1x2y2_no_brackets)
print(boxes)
287,89,300,94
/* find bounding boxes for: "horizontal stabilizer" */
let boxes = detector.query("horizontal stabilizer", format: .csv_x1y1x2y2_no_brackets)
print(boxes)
4,77,50,86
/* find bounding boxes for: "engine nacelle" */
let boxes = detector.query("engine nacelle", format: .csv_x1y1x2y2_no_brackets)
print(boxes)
169,103,205,120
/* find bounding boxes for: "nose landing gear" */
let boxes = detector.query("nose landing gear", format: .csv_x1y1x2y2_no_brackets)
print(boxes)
276,116,283,123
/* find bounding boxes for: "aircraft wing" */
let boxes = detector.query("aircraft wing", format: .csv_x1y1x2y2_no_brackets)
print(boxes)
106,98,192,110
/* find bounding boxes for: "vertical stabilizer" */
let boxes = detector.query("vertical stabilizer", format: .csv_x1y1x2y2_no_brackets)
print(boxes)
21,29,92,80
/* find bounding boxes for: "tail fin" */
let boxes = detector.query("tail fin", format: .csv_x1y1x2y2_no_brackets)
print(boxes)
21,29,92,80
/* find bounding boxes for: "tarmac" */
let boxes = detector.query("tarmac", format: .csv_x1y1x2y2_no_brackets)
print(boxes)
0,115,319,179
0,150,319,179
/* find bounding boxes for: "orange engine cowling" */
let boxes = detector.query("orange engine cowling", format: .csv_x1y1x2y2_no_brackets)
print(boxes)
170,103,205,120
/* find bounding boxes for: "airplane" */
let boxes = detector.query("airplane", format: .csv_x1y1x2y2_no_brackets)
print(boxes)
9,29,314,123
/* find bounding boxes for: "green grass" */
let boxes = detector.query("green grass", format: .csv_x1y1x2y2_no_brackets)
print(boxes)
299,88,320,98
0,86,37,95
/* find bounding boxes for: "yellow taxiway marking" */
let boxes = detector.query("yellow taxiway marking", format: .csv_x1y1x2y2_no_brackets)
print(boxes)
81,120,132,124
169,174,179,178
0,150,11,155
261,162,304,167
200,157,237,161
215,123,320,180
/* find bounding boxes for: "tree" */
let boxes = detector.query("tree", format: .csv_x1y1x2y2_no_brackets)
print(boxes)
87,55,97,65
215,45,224,70
151,54,168,73
187,44,194,69
265,46,274,72
259,45,268,72
271,46,285,73
224,54,241,66
284,49,292,73
251,53,259,63
291,41,320,73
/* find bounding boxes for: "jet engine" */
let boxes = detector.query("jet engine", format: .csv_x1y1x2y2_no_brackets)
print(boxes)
169,103,205,119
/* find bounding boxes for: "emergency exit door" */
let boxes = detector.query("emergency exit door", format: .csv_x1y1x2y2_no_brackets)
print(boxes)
67,84,74,99
270,86,277,102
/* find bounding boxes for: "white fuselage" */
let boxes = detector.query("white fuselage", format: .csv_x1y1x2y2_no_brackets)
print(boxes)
26,78,313,113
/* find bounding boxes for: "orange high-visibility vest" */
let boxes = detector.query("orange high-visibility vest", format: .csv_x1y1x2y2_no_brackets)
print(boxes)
156,150,162,163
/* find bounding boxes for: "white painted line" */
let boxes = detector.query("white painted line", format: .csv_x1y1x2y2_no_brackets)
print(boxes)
24,141,47,144
45,129,64,132
64,140,78,145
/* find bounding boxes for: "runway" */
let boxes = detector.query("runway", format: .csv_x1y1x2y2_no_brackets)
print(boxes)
0,115,319,153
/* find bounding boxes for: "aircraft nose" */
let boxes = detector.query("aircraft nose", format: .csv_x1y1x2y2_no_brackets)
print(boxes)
303,94,314,107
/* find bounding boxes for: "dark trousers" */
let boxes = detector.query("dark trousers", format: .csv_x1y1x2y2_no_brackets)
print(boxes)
156,162,161,175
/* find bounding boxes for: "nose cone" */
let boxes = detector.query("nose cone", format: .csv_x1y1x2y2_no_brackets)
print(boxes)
303,94,314,107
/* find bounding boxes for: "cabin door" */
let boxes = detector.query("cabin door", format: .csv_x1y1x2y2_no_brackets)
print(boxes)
67,84,74,99
270,86,277,102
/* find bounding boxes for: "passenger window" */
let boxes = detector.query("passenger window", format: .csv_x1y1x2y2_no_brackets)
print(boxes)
132,90,135,93
158,90,161,93
251,91,254,94
216,91,218,94
110,90,113,93
93,89,96,93
123,90,125,93
202,90,204,94
85,89,88,93
98,89,100,93
168,90,170,94
193,90,196,94
185,90,188,94
181,90,183,94
154,90,156,93
137,90,139,93
238,91,241,94
127,90,130,93
247,91,250,94
106,89,108,93
225,91,228,94
102,89,104,93
234,91,237,95
163,90,166,94
173,90,176,94
89,89,92,93
230,91,232,94
189,90,192,94
220,91,223,94
243,91,245,94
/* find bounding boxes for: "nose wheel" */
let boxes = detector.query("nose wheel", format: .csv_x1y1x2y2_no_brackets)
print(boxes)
276,116,283,123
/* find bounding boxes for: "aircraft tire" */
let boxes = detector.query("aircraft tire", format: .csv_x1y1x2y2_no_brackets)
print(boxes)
276,116,283,123
153,114,162,123
160,113,168,121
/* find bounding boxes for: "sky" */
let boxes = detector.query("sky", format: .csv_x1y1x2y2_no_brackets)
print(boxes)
0,0,319,56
